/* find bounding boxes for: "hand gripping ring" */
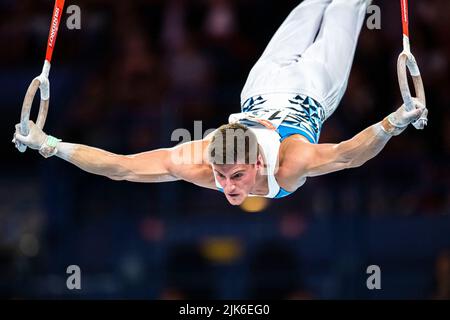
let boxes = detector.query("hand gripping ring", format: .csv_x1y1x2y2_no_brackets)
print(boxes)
18,77,50,153
397,51,427,129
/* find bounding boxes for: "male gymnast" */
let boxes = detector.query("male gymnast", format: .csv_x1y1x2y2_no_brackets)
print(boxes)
13,0,428,206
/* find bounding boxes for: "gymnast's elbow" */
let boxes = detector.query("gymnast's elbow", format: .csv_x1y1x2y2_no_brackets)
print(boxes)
107,170,178,183
106,166,142,181
106,171,129,181
335,147,369,169
347,157,369,169
108,174,126,181
103,163,132,181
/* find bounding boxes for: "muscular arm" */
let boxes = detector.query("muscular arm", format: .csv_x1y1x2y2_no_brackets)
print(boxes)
281,99,427,186
55,143,176,182
301,120,393,177
14,120,216,188
55,140,215,188
280,118,402,192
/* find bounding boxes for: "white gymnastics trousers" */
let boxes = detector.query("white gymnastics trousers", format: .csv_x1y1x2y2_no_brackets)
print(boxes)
241,0,371,120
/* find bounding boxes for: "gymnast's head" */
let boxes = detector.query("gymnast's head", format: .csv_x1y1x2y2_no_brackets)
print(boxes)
208,123,263,206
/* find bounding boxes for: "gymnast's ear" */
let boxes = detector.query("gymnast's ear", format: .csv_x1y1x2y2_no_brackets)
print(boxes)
255,153,264,169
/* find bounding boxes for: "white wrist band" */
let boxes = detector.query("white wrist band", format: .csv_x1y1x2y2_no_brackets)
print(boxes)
39,135,62,158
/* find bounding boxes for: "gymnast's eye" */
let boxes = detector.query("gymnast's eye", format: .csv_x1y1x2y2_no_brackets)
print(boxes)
233,173,243,179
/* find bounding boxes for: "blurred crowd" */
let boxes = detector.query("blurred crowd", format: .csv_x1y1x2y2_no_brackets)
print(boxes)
0,0,449,299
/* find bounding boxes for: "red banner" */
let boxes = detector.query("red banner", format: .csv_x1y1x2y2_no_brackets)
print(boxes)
400,0,409,37
45,0,65,62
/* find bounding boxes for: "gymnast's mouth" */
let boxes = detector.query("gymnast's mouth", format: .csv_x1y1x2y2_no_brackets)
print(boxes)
228,193,240,197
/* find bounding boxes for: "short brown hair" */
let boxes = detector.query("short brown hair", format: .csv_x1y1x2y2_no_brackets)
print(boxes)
208,123,259,165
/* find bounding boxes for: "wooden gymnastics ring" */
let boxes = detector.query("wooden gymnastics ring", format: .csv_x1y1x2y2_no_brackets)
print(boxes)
397,51,427,129
397,0,427,129
18,75,50,153
17,0,64,152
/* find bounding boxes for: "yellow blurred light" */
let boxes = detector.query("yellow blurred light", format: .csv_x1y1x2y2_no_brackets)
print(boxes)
240,197,269,213
201,238,243,263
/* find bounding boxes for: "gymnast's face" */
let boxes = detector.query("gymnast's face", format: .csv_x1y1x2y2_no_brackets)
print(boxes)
213,163,259,206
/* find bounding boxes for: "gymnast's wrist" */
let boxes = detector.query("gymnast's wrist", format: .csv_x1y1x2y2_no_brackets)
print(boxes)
380,116,406,136
39,135,62,158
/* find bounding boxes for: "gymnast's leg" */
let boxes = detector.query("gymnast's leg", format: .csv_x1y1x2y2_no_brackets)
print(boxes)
300,0,371,118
